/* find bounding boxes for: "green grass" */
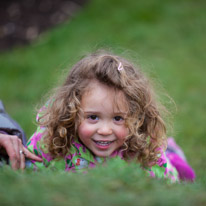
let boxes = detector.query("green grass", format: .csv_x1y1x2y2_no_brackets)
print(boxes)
0,159,206,206
0,0,206,204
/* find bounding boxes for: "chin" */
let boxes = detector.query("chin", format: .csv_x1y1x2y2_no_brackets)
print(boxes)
93,150,113,158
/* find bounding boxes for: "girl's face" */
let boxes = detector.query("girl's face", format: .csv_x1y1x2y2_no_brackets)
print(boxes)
78,81,129,157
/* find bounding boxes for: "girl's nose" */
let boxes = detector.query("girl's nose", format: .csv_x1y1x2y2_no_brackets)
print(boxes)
97,122,112,136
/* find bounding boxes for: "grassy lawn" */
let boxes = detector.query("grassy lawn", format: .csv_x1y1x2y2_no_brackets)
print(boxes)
0,0,206,205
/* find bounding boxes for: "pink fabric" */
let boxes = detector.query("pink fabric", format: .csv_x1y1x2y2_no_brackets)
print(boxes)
166,152,195,181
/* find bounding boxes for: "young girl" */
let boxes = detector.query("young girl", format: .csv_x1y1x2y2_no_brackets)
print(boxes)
27,51,195,182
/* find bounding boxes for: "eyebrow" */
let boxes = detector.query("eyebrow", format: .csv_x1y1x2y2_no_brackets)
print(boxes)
83,111,127,115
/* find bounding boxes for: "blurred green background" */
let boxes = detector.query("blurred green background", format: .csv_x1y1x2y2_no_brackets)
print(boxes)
0,0,205,205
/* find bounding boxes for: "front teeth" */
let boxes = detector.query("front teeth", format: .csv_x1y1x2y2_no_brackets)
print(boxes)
95,141,113,146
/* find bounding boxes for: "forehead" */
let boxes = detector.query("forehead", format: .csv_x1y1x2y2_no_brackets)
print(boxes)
81,81,128,112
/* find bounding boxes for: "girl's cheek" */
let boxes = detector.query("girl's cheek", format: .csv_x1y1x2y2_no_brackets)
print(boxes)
78,122,94,139
116,126,129,140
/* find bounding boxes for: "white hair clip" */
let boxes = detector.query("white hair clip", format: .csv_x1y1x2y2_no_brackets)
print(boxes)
117,62,124,71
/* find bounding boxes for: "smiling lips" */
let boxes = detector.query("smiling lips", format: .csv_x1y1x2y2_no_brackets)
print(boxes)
93,140,115,149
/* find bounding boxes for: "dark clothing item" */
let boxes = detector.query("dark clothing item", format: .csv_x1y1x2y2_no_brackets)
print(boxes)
0,100,27,163
0,100,27,145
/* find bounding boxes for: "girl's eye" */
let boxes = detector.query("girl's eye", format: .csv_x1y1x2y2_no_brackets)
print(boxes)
88,115,99,121
114,116,124,122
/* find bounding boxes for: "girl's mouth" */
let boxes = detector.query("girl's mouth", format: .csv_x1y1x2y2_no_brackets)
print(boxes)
93,140,115,147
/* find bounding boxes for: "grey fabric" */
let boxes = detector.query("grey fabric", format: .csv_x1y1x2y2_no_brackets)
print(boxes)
0,100,27,146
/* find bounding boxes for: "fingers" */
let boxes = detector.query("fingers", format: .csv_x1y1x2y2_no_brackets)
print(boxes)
0,134,19,169
11,136,21,169
0,134,42,170
0,134,27,170
20,149,25,170
23,147,42,162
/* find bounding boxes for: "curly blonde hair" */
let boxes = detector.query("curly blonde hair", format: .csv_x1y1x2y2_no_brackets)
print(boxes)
38,50,167,166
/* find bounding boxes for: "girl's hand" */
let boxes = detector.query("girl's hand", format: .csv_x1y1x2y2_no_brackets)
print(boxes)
0,133,42,170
